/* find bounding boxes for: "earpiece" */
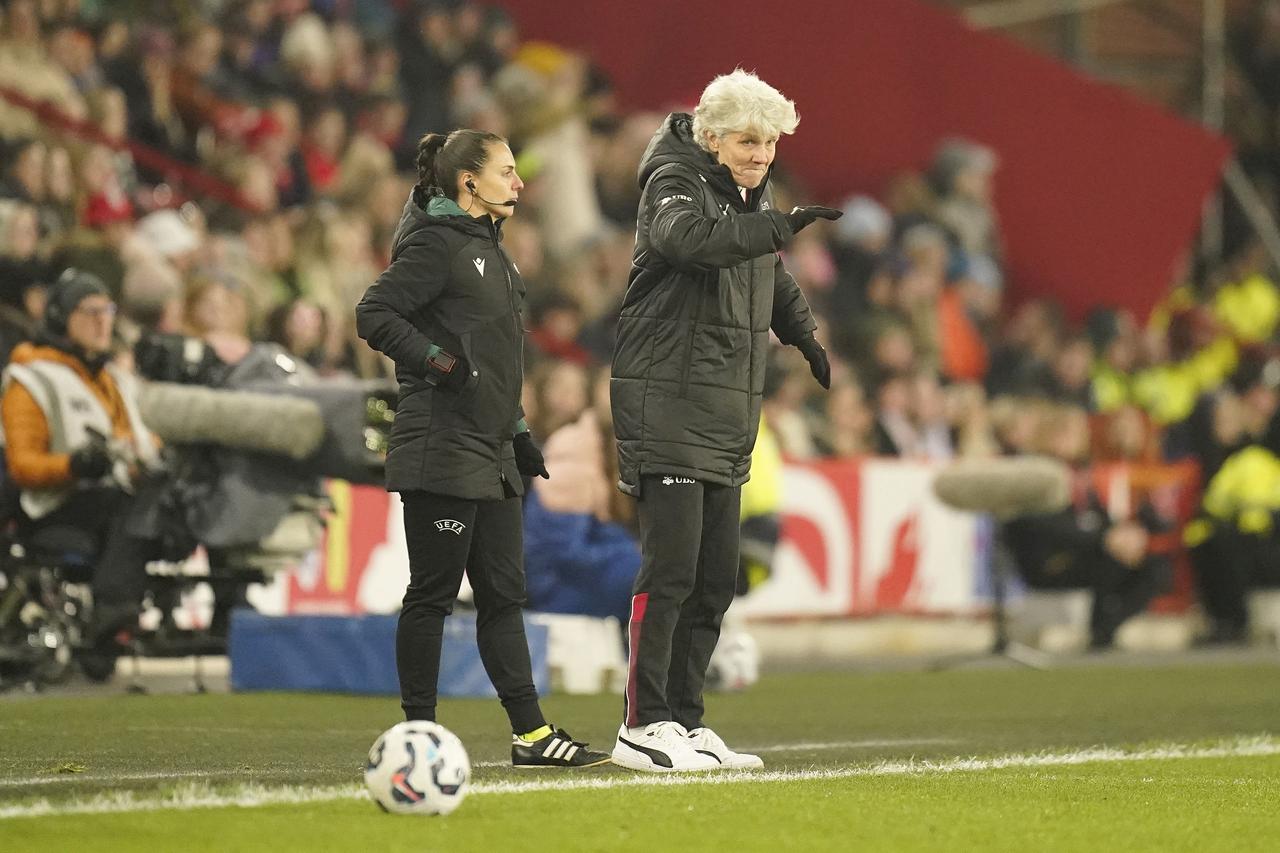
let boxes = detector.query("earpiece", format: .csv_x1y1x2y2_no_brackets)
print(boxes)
463,177,517,208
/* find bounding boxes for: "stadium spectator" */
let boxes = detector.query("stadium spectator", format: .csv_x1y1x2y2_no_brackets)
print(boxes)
1003,405,1171,649
762,348,821,460
928,137,1002,263
41,144,76,238
183,277,253,365
1185,355,1280,644
528,357,590,439
985,298,1063,398
523,408,640,624
0,201,47,363
813,377,875,458
826,194,892,324
1046,334,1096,408
872,371,917,457
264,296,327,370
0,269,163,657
526,290,591,365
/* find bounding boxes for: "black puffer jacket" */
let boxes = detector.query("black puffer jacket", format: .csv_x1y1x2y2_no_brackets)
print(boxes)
356,190,526,499
610,113,817,495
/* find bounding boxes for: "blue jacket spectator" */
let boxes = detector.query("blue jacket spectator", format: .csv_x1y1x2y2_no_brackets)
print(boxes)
522,411,639,623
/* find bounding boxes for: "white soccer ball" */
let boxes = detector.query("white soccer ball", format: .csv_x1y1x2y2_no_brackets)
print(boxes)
364,721,471,815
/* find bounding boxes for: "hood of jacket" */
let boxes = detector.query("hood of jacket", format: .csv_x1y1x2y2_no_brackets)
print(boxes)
395,187,505,245
636,112,773,207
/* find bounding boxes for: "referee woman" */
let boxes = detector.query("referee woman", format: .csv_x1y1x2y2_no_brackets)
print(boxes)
356,129,608,768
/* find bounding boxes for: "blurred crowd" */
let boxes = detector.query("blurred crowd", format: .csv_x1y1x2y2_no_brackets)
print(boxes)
3,0,1280,646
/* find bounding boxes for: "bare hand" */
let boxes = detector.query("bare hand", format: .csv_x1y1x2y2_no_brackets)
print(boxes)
1104,522,1148,567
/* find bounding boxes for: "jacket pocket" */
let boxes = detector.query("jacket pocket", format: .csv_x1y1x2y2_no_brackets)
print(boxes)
678,285,707,397
463,332,482,396
678,321,697,397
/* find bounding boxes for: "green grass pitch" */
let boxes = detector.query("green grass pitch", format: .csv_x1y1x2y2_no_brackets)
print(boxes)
2,662,1277,851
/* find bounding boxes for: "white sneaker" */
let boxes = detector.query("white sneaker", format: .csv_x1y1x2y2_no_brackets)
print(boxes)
687,727,763,769
611,721,720,773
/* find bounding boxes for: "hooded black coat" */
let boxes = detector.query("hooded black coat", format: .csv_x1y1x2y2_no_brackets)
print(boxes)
610,113,817,495
356,190,526,500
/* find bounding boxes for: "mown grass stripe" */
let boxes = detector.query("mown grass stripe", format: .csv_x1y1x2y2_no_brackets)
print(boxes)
2,736,1275,820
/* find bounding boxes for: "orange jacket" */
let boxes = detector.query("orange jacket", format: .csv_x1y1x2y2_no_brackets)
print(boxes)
1,343,137,490
938,287,989,382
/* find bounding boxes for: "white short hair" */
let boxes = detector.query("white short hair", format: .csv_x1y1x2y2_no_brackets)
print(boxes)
692,69,799,153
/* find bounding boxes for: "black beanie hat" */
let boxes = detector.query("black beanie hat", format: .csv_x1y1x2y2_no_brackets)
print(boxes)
44,268,110,336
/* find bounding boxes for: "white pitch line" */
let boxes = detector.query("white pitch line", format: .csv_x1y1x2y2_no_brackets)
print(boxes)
470,737,961,768
1,736,1276,820
0,767,331,789
751,737,961,753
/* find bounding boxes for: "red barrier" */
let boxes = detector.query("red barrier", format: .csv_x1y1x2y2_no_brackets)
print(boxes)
0,84,254,212
274,461,1202,619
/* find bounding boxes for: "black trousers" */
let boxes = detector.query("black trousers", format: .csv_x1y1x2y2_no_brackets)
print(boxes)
624,474,740,730
1019,551,1170,646
26,487,155,611
1190,528,1280,633
397,490,545,734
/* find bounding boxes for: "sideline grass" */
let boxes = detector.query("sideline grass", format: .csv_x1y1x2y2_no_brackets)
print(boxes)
4,754,1278,852
1,662,1277,850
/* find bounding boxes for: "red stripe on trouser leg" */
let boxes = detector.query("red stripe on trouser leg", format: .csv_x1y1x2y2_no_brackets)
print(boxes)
624,592,649,728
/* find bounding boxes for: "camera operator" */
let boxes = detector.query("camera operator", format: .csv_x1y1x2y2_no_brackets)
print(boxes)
1,269,163,652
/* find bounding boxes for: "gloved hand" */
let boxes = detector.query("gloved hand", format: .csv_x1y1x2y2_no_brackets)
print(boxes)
797,336,831,390
785,205,842,234
426,347,471,392
513,431,549,479
69,444,112,479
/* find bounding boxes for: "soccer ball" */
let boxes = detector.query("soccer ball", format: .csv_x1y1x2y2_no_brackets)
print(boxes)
364,721,471,815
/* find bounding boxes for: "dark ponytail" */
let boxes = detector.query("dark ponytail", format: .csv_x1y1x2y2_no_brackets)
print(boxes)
415,129,506,201
416,133,448,192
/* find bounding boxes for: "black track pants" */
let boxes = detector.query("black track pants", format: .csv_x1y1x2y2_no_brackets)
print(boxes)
623,475,740,730
397,491,545,734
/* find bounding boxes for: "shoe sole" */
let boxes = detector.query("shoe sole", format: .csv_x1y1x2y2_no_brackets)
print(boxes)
511,756,613,769
610,743,719,773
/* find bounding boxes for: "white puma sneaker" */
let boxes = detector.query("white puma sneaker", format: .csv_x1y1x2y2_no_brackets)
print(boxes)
611,721,720,772
687,727,764,769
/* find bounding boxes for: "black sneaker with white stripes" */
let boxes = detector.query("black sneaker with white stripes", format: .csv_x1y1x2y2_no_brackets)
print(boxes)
511,726,611,768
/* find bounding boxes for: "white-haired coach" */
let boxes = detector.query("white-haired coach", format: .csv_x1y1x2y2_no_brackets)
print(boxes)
609,69,839,772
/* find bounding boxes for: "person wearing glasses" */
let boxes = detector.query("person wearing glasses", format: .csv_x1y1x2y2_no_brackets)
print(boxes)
1,268,163,662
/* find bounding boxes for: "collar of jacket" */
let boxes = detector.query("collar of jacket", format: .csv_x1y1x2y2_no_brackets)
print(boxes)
413,188,505,240
697,150,772,212
33,331,111,375
640,114,780,212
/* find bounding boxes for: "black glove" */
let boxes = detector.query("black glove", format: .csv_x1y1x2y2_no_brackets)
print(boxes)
513,431,549,479
784,205,842,234
426,347,470,392
797,336,831,390
69,444,112,479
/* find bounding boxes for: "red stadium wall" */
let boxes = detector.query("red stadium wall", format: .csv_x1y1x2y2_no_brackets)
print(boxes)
507,0,1231,321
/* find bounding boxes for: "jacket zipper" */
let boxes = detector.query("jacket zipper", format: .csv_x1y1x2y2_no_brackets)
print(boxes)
679,188,720,398
492,220,522,487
